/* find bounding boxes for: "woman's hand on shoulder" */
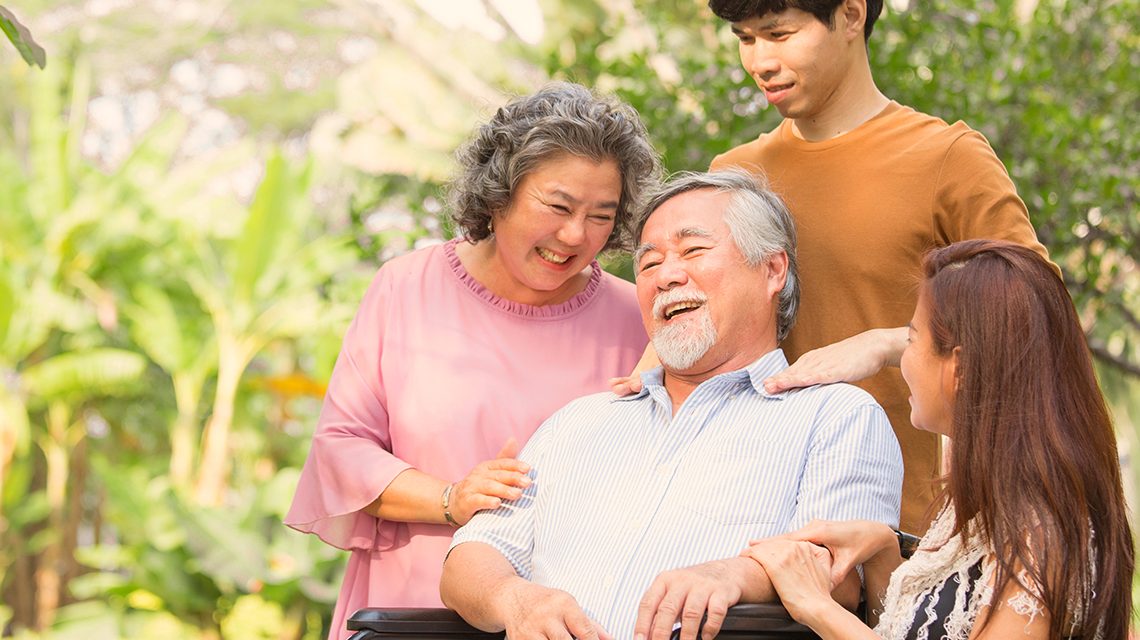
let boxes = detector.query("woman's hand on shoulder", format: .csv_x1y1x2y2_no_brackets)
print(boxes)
609,343,660,396
449,438,532,525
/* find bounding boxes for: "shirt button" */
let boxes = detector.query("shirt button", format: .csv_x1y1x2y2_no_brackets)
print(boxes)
603,575,615,588
656,464,669,476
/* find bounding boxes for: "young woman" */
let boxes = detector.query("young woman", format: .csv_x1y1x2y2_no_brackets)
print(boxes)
746,240,1133,639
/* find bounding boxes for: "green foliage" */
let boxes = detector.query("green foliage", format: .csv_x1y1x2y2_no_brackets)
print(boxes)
0,46,353,638
20,349,146,408
0,1,1135,637
0,5,45,68
534,0,1139,382
868,0,1138,380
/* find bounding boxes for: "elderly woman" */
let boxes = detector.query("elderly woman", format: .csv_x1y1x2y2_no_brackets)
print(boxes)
745,240,1133,639
285,82,661,638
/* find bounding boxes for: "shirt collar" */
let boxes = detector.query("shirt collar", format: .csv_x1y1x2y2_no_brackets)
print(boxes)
744,348,791,398
613,348,791,402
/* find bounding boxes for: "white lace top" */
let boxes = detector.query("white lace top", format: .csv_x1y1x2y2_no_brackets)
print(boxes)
873,505,1093,640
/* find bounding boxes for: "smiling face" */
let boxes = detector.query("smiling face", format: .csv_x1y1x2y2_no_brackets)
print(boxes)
635,188,786,377
484,153,622,306
899,294,959,437
731,7,859,121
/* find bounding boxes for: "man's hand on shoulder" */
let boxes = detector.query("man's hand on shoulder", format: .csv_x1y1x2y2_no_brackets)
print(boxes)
633,557,758,640
498,581,612,640
762,327,908,394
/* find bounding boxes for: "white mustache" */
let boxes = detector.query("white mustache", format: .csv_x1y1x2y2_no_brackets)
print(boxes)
652,287,709,319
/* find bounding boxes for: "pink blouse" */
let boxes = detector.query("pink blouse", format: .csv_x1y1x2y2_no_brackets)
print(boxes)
285,239,647,638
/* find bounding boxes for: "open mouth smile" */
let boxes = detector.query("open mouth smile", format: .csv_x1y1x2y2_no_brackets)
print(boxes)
663,301,703,320
536,247,572,265
654,288,709,321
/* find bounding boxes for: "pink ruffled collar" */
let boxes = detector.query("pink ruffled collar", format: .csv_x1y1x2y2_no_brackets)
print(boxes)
442,239,608,319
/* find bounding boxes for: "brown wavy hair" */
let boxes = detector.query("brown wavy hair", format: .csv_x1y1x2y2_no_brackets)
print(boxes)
448,82,661,252
922,240,1133,638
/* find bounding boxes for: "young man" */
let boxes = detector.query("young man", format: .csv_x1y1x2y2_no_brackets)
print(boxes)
706,0,1050,533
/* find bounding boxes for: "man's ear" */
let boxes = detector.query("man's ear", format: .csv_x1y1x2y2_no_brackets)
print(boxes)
764,251,789,301
839,0,867,41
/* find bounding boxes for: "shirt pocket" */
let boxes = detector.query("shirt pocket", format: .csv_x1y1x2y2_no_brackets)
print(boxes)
677,453,781,526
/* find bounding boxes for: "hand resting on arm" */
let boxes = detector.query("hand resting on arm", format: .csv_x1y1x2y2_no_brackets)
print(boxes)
364,438,530,526
743,520,903,637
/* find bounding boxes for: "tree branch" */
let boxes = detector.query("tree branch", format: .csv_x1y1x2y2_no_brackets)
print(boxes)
1087,336,1140,378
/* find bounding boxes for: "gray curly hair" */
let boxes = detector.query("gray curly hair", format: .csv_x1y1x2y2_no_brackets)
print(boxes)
449,82,662,251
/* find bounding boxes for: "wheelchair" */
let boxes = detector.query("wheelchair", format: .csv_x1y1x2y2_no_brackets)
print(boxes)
347,602,819,639
345,530,919,639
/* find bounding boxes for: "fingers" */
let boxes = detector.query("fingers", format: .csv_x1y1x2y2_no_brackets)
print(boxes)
701,592,732,640
762,371,821,394
456,492,503,514
507,585,603,640
808,543,833,572
633,579,665,640
825,552,858,589
563,610,608,640
650,591,681,640
495,437,520,459
608,375,643,396
452,469,534,522
609,376,630,395
456,475,528,504
480,456,531,474
676,588,709,640
471,468,532,491
635,566,740,640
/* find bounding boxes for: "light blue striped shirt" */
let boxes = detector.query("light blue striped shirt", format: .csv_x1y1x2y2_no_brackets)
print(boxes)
450,349,903,638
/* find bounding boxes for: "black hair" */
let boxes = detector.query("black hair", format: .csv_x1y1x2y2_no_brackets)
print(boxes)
707,0,883,41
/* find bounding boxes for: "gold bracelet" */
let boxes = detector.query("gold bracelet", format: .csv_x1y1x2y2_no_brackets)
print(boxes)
441,483,460,527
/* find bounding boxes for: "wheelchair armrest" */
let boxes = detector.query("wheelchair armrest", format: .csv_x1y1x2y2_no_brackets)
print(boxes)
705,603,819,638
347,607,502,639
346,604,819,639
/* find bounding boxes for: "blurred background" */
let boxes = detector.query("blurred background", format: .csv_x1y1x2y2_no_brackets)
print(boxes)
0,0,1136,637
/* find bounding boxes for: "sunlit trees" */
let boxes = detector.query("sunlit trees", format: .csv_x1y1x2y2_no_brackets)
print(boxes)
0,0,1135,637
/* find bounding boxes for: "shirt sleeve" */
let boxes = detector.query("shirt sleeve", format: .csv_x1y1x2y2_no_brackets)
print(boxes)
790,399,904,530
448,418,556,580
284,267,413,551
931,130,1056,271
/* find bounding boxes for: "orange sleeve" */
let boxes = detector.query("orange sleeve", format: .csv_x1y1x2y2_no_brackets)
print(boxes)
931,130,1057,273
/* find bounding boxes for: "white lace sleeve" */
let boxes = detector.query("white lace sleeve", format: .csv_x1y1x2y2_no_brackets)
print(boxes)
1005,585,1044,622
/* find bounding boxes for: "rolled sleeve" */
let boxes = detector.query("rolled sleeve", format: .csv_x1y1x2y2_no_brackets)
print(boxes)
792,400,904,530
448,421,554,579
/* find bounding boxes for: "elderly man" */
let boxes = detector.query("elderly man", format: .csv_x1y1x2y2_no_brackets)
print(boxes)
439,171,903,640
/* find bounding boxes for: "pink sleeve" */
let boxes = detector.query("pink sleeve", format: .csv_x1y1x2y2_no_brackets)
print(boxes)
284,268,413,551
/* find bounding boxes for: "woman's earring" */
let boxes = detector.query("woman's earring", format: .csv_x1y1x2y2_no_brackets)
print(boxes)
487,217,495,235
